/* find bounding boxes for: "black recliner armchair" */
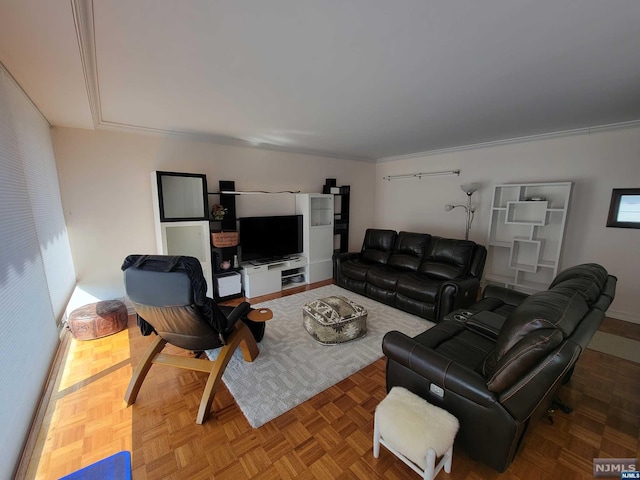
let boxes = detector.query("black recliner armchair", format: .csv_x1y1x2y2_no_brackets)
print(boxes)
383,263,616,471
121,254,264,424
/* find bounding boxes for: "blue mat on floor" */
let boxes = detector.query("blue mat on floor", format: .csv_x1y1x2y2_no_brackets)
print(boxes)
59,451,132,480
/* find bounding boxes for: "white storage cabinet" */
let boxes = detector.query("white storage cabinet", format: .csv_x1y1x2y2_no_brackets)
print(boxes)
241,256,308,298
151,172,213,297
296,194,334,284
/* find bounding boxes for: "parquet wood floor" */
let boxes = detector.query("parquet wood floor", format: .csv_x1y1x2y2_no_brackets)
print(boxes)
21,282,640,479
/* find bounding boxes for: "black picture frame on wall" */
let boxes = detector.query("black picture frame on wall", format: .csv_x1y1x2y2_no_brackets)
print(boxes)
156,171,208,222
606,188,640,229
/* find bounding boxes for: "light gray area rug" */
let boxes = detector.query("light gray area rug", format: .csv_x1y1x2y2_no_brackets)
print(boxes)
206,285,433,428
587,331,640,363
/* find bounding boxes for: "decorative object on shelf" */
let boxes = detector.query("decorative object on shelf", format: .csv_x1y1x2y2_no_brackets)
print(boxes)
211,231,239,248
323,178,340,194
606,188,640,229
444,182,481,240
211,203,227,220
233,254,239,268
209,180,244,301
383,170,460,181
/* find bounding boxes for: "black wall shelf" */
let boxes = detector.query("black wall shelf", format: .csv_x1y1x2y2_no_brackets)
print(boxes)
323,179,350,253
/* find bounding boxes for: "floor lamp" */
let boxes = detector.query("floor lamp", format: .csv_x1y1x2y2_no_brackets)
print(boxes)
445,183,481,240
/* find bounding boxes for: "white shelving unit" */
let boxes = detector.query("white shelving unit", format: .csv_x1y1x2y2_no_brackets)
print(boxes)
296,193,334,284
241,256,307,298
151,172,213,297
485,182,572,293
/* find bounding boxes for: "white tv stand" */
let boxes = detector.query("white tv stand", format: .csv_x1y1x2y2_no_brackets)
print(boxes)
241,256,308,298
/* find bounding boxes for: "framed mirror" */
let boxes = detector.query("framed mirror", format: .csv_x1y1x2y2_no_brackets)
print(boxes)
606,188,640,229
156,171,208,221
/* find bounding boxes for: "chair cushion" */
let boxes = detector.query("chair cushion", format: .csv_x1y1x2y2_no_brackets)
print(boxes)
367,266,402,290
419,237,476,280
361,229,397,264
482,290,589,391
485,329,564,393
387,232,430,271
375,386,459,469
396,273,441,303
341,259,375,281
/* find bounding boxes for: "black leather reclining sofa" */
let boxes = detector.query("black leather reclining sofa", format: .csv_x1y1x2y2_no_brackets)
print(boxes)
383,263,616,472
334,229,487,322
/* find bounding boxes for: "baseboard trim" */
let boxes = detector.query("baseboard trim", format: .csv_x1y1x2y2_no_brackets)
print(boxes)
607,309,640,325
14,331,72,479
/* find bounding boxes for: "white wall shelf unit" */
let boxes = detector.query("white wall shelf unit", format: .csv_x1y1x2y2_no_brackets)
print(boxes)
296,193,335,284
484,181,572,293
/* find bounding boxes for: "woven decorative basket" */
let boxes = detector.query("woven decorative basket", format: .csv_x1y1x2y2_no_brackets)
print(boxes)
211,231,239,248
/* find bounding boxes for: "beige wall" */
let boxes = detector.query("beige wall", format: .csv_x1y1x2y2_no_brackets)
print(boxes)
53,125,639,323
375,126,640,323
52,127,376,303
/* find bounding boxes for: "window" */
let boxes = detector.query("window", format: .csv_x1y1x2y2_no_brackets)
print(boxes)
606,188,640,228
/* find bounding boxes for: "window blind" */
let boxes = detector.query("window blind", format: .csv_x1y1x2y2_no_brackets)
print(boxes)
0,65,76,478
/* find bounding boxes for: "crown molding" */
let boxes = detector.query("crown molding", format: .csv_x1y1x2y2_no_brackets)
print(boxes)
70,0,372,163
377,119,640,163
97,119,374,162
71,0,101,128
71,0,640,165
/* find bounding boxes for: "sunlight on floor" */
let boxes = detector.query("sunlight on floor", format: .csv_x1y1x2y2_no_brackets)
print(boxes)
25,326,134,480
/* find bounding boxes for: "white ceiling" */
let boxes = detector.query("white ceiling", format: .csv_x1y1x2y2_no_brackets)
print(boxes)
1,0,640,161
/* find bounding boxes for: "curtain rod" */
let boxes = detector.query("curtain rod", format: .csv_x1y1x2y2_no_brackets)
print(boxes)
382,170,460,181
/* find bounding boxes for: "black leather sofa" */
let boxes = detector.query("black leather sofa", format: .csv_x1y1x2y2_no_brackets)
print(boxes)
333,229,487,322
382,263,617,472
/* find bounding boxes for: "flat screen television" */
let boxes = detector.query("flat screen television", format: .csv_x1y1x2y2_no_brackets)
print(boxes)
239,215,303,263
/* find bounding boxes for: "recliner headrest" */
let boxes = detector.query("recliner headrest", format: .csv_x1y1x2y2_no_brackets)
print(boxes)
361,229,397,264
387,231,430,271
122,255,207,306
549,263,608,303
418,237,475,280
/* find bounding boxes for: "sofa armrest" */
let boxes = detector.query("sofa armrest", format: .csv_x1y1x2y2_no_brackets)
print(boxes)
333,251,360,275
382,330,497,407
437,276,481,320
482,285,529,307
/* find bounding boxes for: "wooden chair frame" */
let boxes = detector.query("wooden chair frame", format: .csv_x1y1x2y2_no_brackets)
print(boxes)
124,321,259,424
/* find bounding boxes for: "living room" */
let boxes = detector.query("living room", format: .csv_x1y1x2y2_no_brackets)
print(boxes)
2,1,640,479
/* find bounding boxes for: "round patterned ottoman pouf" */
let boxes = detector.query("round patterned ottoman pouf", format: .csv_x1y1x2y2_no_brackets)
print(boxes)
303,295,367,345
67,300,129,340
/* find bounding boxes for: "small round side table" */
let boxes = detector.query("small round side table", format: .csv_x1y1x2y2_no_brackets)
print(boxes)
247,308,273,322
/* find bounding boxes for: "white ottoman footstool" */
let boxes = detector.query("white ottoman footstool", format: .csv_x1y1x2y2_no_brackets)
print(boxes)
373,387,459,480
